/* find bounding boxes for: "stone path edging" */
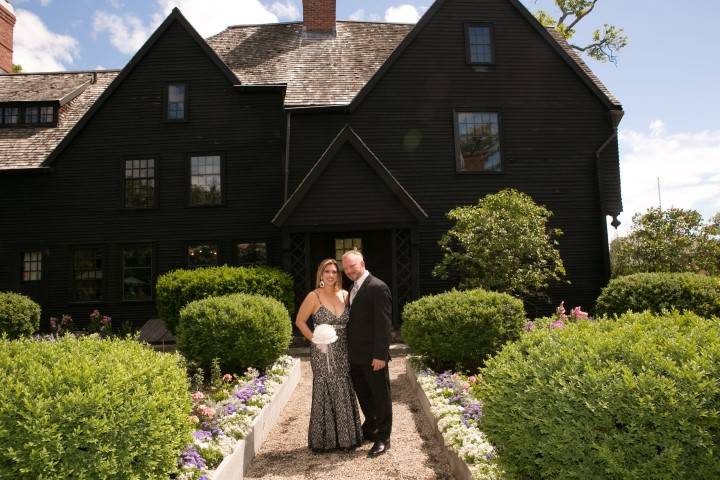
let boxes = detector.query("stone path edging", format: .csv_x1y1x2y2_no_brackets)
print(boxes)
211,359,302,480
406,361,473,480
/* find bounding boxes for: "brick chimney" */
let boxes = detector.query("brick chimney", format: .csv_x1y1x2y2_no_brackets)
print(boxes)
302,0,335,36
0,0,15,73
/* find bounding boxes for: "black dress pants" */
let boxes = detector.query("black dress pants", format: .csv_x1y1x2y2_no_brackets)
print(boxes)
350,363,392,441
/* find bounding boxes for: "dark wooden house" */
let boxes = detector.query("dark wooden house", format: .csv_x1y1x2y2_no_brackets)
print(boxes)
0,0,623,329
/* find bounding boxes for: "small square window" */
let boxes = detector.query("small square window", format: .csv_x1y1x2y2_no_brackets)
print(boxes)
25,106,39,124
237,242,267,266
3,106,18,124
40,106,54,123
188,244,218,268
455,111,501,172
466,26,493,64
167,84,186,120
190,155,222,205
22,251,42,281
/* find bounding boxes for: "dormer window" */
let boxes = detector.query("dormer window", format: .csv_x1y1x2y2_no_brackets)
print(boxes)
0,104,56,127
466,25,494,65
166,84,186,121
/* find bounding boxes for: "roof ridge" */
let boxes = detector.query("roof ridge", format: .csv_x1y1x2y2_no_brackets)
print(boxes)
2,69,121,76
219,20,415,30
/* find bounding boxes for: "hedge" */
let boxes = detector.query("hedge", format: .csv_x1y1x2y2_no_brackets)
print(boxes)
401,288,526,371
0,291,40,339
156,265,294,333
176,293,292,373
481,311,720,479
0,336,192,478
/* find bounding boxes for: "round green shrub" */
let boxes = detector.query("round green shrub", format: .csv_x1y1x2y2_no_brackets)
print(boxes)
401,288,526,371
596,272,720,318
0,336,192,479
177,293,292,373
156,265,294,334
480,311,720,479
0,291,40,339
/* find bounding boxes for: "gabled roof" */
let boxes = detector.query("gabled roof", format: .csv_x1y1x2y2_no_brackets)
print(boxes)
0,72,92,104
207,21,413,107
272,125,428,226
0,71,118,170
350,0,621,111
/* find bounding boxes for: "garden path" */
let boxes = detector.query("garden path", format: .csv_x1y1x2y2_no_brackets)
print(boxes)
245,356,454,480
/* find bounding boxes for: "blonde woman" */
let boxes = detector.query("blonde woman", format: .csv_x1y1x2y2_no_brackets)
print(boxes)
295,258,363,452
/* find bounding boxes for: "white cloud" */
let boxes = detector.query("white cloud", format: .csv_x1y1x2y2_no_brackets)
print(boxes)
268,0,300,21
384,4,422,23
93,11,156,55
39,0,52,6
13,9,79,71
155,0,278,37
611,121,720,236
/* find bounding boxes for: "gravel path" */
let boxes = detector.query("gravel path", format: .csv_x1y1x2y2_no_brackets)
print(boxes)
245,356,453,480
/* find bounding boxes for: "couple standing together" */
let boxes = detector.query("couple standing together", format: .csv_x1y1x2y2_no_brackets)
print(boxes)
295,250,392,457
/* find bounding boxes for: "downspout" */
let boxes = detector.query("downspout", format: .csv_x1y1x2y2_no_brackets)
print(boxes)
595,108,624,282
284,111,291,202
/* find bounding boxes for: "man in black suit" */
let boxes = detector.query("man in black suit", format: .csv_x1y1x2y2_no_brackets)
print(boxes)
342,250,393,457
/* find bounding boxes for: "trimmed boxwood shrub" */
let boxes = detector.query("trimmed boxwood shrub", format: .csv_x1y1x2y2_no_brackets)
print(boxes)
0,336,192,479
480,311,720,479
596,272,720,318
0,291,40,339
177,293,292,373
401,288,526,371
156,265,294,333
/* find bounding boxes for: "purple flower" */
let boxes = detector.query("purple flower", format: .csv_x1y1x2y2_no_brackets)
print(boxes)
461,402,483,426
179,446,206,470
192,430,213,442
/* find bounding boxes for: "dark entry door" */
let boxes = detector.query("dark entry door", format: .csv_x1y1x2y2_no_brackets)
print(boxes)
309,230,392,290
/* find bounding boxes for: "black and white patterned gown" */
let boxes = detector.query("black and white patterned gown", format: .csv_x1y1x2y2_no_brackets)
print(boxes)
308,303,363,451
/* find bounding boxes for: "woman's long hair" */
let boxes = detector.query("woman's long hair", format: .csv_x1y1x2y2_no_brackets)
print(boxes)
315,258,341,291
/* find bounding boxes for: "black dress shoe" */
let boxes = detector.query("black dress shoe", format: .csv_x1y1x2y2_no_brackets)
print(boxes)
367,439,390,457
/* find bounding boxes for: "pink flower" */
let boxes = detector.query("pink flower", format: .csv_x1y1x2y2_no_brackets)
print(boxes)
191,391,205,402
197,405,216,418
571,306,589,319
49,317,57,328
462,382,470,390
550,319,565,329
101,315,111,325
468,376,477,384
555,301,566,317
223,374,233,383
523,321,535,332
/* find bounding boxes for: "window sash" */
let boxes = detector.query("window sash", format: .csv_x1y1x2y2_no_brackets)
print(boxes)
190,156,222,205
73,248,103,301
467,26,493,64
236,242,267,266
122,246,153,301
167,84,186,120
25,106,39,124
124,159,156,208
3,107,18,124
456,111,502,172
22,251,42,281
40,106,54,123
188,244,219,268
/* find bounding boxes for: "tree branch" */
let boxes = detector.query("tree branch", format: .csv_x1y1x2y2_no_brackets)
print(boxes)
566,0,598,30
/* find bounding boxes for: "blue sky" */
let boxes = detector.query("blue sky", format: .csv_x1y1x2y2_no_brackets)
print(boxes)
7,0,720,235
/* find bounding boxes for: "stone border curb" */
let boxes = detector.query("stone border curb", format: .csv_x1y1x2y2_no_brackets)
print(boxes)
405,361,473,480
211,358,302,480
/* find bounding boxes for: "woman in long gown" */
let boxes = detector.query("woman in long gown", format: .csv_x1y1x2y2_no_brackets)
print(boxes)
295,258,363,452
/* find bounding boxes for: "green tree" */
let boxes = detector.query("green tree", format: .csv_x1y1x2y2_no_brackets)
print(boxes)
534,0,628,63
12,64,22,73
433,189,565,302
610,207,720,277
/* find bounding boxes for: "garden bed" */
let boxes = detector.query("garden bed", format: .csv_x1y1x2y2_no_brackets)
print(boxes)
405,359,502,480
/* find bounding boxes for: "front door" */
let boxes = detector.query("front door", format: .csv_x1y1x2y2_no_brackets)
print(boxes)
309,230,393,291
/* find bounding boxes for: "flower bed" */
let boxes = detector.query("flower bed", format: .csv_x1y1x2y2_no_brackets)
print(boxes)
177,355,300,480
406,358,502,480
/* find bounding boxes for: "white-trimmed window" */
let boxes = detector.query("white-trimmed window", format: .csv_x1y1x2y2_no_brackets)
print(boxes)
455,111,502,172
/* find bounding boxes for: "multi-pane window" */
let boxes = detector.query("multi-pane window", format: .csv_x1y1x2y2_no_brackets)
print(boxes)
335,238,362,270
466,26,493,64
1,106,18,125
25,106,39,124
190,155,222,205
73,248,103,301
123,246,153,301
167,84,186,120
237,242,267,266
124,159,155,208
456,112,501,172
188,244,218,268
40,106,54,123
22,251,42,281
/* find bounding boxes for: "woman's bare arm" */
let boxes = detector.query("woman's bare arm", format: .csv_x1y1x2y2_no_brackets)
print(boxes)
295,291,318,342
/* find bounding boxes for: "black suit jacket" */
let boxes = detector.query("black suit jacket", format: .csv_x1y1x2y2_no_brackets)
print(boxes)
347,274,392,365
